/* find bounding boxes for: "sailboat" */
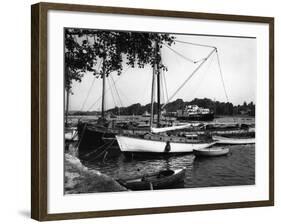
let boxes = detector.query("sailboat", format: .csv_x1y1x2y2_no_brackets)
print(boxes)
116,41,217,155
76,63,150,155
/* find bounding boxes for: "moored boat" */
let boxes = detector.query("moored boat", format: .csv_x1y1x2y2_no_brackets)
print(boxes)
212,135,255,145
116,168,186,190
194,147,229,157
116,134,216,154
115,41,221,155
77,121,149,154
65,127,78,142
176,105,214,121
142,111,151,117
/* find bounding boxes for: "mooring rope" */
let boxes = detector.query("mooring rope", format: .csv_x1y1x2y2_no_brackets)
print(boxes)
87,140,116,162
83,139,112,158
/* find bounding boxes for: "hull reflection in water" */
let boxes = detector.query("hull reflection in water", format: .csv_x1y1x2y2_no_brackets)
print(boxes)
84,154,195,188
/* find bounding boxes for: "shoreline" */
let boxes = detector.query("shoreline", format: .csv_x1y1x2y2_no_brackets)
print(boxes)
64,152,127,194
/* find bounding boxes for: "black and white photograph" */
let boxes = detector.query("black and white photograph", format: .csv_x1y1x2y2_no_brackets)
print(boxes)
64,28,256,194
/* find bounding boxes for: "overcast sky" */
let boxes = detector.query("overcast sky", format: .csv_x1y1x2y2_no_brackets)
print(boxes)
68,32,256,111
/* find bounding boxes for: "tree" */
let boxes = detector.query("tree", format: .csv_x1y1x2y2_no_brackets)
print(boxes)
64,28,175,91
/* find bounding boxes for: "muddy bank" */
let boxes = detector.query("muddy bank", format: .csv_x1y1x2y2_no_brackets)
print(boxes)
64,153,127,194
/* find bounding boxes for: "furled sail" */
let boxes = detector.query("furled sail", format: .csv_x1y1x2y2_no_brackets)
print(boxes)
151,123,201,133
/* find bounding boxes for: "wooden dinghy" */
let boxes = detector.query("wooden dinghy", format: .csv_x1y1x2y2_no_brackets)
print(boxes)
194,147,229,157
212,135,255,145
116,168,186,190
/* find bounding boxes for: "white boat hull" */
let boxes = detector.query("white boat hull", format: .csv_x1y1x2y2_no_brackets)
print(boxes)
212,136,255,145
65,129,78,141
116,135,216,153
194,147,229,157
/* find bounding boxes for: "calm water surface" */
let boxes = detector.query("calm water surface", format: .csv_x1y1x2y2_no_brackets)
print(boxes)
83,144,255,189
75,115,255,189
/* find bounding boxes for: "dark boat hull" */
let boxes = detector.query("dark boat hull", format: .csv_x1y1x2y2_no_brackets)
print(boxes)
117,169,186,190
77,123,120,157
77,122,149,157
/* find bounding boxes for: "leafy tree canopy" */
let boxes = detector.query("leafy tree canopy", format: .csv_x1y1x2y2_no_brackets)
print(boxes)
65,28,175,90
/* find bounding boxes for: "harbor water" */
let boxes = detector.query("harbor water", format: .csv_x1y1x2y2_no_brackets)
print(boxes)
82,144,255,189
70,115,255,190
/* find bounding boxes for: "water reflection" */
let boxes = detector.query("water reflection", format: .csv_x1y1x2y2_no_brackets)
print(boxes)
83,144,255,189
84,153,194,181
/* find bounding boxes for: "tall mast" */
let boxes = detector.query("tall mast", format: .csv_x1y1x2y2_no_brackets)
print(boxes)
101,57,106,119
65,67,70,126
156,41,161,127
150,61,156,128
65,88,70,126
150,40,161,128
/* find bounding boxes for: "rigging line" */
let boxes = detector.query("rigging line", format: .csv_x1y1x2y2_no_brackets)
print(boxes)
216,50,229,102
161,48,216,109
117,86,132,108
87,66,130,111
190,52,216,99
80,60,102,111
164,43,208,64
194,57,206,64
111,73,134,107
140,70,153,103
175,40,216,49
160,69,167,104
110,76,124,108
160,50,168,104
160,70,165,104
111,76,124,108
164,44,196,64
87,77,119,111
107,76,118,108
162,69,169,103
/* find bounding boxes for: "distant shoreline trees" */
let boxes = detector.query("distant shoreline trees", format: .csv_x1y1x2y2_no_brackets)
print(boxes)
70,98,255,117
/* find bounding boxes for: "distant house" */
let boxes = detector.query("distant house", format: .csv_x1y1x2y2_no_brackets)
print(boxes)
239,109,252,115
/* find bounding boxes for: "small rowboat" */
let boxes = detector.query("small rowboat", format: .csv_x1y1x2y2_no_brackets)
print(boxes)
212,135,255,145
116,168,186,190
194,147,229,157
